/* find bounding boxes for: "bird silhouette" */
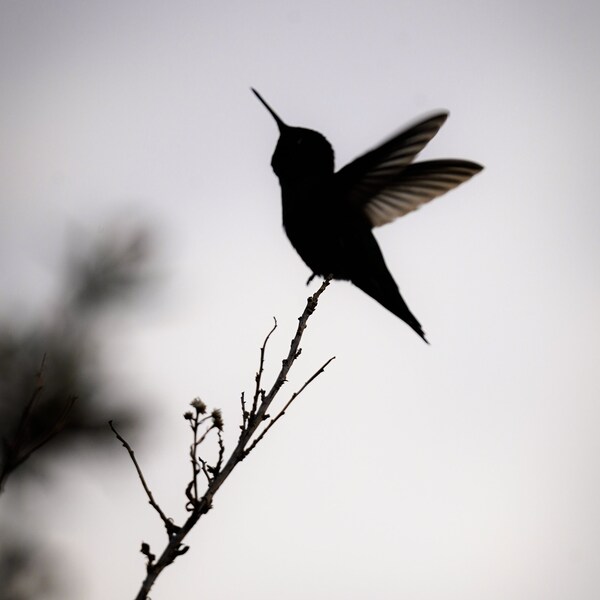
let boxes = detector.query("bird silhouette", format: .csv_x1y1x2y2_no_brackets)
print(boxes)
252,88,483,343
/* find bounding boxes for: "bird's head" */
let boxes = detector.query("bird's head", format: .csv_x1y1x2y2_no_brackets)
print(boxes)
252,88,334,181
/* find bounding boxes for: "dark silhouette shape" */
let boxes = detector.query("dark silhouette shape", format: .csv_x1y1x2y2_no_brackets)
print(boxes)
252,89,483,343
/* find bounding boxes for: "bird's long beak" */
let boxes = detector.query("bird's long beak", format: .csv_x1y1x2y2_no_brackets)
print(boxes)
251,88,287,131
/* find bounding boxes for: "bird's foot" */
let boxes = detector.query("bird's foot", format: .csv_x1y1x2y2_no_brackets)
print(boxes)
306,273,317,286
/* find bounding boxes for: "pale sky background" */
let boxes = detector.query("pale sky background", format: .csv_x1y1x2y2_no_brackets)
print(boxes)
1,1,600,599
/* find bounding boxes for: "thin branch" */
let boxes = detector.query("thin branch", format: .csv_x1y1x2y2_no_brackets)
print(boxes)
109,421,178,537
0,355,77,493
240,392,247,429
214,430,225,475
251,317,278,418
246,355,336,453
128,277,332,600
189,415,200,501
11,395,77,468
243,278,331,441
14,354,47,440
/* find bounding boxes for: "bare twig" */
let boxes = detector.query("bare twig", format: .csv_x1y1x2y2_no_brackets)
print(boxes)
251,317,278,418
11,395,77,466
240,392,248,429
14,354,47,439
120,278,333,600
0,355,77,493
109,421,178,537
246,355,336,454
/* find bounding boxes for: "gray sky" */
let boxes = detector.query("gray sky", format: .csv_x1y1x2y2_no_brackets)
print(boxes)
1,1,600,599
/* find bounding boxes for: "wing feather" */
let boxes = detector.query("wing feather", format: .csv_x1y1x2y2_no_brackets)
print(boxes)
334,112,483,228
364,160,483,227
336,112,449,207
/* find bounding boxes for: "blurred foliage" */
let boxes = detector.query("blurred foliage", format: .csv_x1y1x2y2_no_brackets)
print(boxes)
68,227,151,311
0,225,154,597
0,228,151,490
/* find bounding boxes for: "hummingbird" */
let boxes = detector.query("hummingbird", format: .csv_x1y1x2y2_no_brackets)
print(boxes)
252,88,483,343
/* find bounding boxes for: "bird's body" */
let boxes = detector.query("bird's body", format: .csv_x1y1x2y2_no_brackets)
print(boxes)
253,89,483,342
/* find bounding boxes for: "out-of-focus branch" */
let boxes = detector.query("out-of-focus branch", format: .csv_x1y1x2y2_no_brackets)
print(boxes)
0,225,152,495
115,278,335,600
0,356,77,494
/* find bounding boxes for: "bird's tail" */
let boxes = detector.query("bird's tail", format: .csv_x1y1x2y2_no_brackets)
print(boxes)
353,274,429,344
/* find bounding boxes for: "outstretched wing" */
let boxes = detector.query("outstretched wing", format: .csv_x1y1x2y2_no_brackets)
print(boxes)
335,112,449,209
363,159,483,227
335,111,483,228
